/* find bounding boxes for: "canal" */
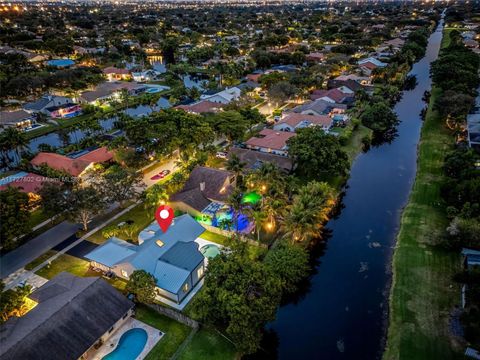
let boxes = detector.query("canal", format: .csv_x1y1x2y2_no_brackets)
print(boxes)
268,16,445,360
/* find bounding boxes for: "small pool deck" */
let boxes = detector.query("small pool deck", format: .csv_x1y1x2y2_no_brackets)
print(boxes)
88,317,163,360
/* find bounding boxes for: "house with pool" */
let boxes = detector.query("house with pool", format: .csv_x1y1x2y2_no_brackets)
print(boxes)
85,214,218,306
0,272,134,360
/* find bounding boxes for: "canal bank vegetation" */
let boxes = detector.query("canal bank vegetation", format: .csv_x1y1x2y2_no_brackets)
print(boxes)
385,26,480,360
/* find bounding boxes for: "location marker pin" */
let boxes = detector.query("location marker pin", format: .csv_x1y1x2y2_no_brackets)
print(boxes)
155,205,174,233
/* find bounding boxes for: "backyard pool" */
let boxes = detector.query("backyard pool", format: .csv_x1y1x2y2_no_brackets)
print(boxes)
47,59,75,67
200,244,221,258
102,328,148,360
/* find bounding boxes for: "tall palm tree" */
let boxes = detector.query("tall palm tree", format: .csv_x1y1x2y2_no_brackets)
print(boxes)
3,128,29,162
246,205,267,242
226,154,246,185
280,201,319,243
228,188,244,233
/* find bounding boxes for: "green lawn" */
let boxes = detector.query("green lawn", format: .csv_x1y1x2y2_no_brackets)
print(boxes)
383,87,462,360
135,305,191,360
27,208,51,229
178,328,238,360
88,203,155,244
342,124,372,163
28,251,126,291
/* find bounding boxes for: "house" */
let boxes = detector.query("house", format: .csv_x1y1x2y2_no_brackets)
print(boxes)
245,128,296,157
310,88,353,104
228,147,293,173
0,272,134,360
0,110,36,131
246,72,263,82
176,100,224,114
103,66,132,81
273,113,333,132
131,69,162,82
327,79,364,92
358,57,387,74
200,87,241,104
0,171,59,203
85,214,207,304
30,147,113,177
236,81,261,93
79,82,142,104
306,52,326,62
335,74,371,85
467,113,480,149
292,99,347,117
170,166,236,215
44,103,82,119
23,95,73,115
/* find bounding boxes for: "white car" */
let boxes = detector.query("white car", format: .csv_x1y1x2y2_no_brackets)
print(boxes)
215,152,228,159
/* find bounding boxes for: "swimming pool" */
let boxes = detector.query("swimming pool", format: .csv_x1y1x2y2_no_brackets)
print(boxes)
102,328,148,360
200,244,221,259
47,59,75,67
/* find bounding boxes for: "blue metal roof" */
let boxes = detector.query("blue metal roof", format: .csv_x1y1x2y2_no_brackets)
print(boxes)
85,214,206,293
0,172,29,186
84,237,137,268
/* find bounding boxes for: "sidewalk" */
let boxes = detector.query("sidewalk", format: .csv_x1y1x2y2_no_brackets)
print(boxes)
3,201,139,291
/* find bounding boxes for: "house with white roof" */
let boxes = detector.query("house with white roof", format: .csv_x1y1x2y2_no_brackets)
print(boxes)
85,214,208,304
200,87,241,104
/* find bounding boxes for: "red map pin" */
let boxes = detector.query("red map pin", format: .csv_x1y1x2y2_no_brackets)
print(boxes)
155,205,174,233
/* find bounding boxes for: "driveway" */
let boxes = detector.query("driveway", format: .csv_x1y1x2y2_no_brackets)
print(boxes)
142,158,178,188
0,221,80,279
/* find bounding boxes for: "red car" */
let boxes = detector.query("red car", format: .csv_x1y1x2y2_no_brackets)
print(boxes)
150,169,171,180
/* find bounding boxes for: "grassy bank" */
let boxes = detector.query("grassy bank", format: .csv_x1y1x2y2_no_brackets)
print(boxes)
383,84,462,359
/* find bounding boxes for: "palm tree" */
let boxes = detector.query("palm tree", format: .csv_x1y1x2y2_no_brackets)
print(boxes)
226,154,246,185
246,205,267,242
228,188,244,233
280,201,319,243
3,128,28,162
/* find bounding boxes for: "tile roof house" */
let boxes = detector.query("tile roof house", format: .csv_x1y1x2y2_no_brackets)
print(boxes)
0,272,134,360
170,166,236,214
103,66,132,81
273,113,333,132
85,214,206,304
306,52,326,62
0,171,60,202
0,110,36,131
228,147,293,173
292,99,347,117
310,88,353,104
30,147,113,177
245,128,296,157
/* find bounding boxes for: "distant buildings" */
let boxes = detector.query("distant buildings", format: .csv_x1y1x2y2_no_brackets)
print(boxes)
199,87,241,104
245,128,296,157
30,147,114,177
103,66,132,81
273,113,333,133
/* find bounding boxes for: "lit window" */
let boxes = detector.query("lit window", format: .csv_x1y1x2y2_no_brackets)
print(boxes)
156,240,164,247
197,266,204,279
183,283,189,292
121,270,128,278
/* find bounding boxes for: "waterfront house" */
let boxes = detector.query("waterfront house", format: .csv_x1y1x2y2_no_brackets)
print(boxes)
228,147,293,173
0,110,36,132
30,147,113,177
85,214,207,304
245,128,296,157
0,272,134,360
79,82,142,104
292,99,347,117
170,166,236,216
23,95,73,115
273,113,333,133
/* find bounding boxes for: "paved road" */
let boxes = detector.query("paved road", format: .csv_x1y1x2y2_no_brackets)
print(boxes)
0,221,80,279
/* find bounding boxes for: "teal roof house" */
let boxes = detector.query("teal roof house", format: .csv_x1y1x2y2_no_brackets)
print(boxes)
85,214,206,304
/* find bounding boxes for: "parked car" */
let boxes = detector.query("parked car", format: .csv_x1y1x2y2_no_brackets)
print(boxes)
215,151,228,159
150,169,171,180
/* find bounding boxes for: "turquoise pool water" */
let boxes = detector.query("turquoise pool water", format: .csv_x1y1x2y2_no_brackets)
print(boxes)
102,328,148,360
47,59,75,67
